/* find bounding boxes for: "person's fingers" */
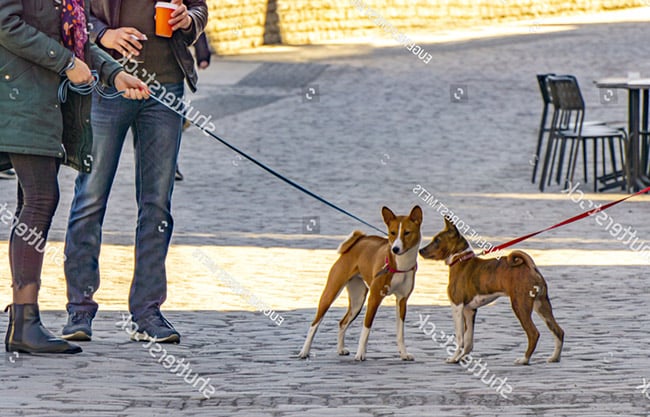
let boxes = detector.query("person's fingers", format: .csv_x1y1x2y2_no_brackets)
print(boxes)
170,16,191,31
169,4,191,30
121,87,149,101
137,81,151,96
170,4,186,17
119,37,141,56
124,27,146,40
124,36,143,51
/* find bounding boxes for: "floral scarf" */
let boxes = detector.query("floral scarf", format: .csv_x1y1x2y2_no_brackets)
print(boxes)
60,0,88,60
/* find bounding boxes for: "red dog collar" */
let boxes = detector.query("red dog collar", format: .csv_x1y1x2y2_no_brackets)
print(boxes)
447,251,476,267
384,257,418,273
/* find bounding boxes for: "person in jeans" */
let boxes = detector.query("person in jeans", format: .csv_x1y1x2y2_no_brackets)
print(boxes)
62,0,207,344
0,0,148,354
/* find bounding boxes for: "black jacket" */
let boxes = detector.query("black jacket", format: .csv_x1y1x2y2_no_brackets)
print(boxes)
89,0,208,92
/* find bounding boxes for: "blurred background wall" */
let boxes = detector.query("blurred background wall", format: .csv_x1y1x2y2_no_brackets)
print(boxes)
204,0,647,54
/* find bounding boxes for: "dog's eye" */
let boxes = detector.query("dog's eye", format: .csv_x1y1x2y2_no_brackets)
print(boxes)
404,231,410,236
434,237,440,244
390,231,397,236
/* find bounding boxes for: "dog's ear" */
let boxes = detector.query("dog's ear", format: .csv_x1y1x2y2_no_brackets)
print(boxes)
443,216,458,234
381,206,396,224
409,206,422,224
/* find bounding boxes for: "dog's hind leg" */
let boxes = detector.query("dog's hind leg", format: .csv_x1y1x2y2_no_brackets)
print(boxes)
395,296,414,361
511,298,539,365
533,295,564,363
446,303,466,363
298,261,351,359
338,276,368,355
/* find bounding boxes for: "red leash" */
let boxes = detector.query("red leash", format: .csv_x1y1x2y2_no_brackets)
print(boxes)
480,185,650,256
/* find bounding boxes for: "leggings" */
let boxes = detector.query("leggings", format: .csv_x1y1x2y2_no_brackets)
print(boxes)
7,154,60,289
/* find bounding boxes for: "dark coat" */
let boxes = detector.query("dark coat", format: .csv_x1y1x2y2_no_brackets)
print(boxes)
89,0,208,93
0,0,123,172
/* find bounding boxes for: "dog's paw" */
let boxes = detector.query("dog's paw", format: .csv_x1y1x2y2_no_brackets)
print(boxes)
400,353,414,361
547,356,561,363
297,351,310,360
338,348,350,356
354,353,366,361
445,356,460,364
514,357,530,365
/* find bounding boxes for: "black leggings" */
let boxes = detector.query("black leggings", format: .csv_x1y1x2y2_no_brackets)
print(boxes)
7,154,60,289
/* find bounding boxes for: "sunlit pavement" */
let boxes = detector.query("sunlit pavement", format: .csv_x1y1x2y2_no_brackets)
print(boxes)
2,8,650,416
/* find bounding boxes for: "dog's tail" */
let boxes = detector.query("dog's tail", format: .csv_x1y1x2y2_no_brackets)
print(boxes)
337,230,366,254
507,250,547,293
506,250,537,268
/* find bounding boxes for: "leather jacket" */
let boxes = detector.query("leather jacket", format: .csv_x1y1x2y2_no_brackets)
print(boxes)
89,0,208,92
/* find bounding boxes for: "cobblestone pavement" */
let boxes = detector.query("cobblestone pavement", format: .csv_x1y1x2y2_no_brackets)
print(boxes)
2,9,650,417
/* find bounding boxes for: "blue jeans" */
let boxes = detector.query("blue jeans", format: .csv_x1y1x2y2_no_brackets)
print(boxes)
64,83,183,321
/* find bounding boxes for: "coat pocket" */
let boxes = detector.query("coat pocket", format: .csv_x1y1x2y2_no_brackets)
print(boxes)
0,53,33,103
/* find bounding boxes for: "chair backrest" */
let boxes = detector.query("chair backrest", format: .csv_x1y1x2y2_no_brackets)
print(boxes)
536,73,556,105
547,75,585,111
546,75,585,132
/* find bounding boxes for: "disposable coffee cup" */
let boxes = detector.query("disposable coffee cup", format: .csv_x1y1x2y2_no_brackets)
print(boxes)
155,2,178,38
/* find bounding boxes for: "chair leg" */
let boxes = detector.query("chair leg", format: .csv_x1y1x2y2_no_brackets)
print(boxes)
582,138,589,183
555,139,567,184
532,108,549,184
621,136,632,192
567,140,580,188
606,137,615,184
548,138,560,187
539,135,556,192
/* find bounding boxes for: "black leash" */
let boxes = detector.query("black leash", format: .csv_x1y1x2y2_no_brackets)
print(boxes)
59,74,387,235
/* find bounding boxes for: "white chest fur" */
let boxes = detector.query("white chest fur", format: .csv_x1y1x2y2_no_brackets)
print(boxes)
382,243,419,298
385,271,415,298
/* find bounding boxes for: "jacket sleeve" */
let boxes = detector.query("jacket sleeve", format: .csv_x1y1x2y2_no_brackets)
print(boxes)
194,32,211,64
0,0,74,74
88,11,110,44
88,42,123,86
179,0,208,46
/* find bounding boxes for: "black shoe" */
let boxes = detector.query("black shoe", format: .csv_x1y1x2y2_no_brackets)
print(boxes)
61,311,94,341
5,304,82,354
175,167,184,181
0,169,16,180
131,310,180,344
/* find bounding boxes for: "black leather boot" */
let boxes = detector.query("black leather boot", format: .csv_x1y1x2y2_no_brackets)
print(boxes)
5,304,82,354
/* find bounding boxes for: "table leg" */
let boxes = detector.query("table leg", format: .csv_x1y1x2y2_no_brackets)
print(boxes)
642,89,649,177
628,89,644,191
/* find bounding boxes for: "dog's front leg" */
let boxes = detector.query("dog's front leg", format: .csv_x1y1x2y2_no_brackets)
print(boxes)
395,296,414,361
460,307,477,358
446,303,465,363
355,286,384,361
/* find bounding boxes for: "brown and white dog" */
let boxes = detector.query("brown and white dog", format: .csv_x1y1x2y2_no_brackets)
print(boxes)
419,217,564,365
298,206,423,361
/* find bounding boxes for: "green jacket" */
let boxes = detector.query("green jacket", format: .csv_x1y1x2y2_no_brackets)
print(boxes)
0,0,123,172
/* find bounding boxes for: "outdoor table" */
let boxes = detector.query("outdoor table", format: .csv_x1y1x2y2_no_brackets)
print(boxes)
594,77,650,192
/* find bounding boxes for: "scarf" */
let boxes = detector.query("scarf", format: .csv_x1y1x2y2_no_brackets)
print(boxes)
60,0,88,60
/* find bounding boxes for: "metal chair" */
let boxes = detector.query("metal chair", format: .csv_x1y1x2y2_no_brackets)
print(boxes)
532,74,606,185
531,74,555,184
539,76,629,192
